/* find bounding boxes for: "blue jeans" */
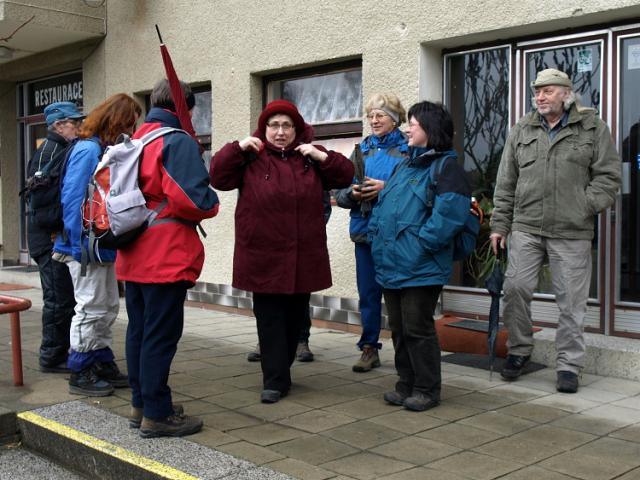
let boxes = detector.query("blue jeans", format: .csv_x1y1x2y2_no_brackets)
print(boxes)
355,242,383,350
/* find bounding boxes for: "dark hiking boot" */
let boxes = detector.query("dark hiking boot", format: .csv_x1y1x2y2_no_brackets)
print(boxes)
296,342,314,362
500,354,530,381
40,361,70,373
139,414,203,438
404,392,440,412
247,344,261,362
129,404,185,429
260,389,282,404
383,390,409,406
92,360,129,388
352,345,380,372
556,371,579,393
69,368,114,397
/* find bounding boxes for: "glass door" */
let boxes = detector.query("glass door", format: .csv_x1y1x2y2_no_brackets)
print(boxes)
613,31,640,335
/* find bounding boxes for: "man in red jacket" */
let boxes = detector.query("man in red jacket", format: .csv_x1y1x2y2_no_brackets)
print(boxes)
116,79,219,438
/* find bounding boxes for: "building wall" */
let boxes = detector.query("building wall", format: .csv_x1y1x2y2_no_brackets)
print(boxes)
2,0,639,293
0,80,17,261
88,0,640,299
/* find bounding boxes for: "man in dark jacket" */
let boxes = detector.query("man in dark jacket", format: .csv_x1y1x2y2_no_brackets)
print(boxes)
26,102,84,373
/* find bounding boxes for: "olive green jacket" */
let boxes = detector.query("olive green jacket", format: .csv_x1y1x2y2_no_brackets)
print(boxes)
491,104,621,240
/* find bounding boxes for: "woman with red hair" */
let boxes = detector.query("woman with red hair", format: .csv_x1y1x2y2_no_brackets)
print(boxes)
53,93,141,397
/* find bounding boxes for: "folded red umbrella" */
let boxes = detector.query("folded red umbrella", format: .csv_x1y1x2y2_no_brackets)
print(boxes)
155,25,202,151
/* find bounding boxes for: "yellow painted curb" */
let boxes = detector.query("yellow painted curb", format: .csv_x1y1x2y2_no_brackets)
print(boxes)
17,411,198,480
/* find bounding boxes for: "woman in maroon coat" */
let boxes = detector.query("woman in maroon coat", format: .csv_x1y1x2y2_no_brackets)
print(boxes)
211,100,354,403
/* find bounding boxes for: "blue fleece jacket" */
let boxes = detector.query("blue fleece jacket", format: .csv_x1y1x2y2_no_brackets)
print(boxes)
53,137,116,263
334,128,408,243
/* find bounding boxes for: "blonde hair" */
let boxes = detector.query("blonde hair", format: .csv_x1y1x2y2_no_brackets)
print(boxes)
365,93,407,124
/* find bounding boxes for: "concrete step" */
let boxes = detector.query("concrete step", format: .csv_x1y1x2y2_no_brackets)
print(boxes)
1,445,89,479
533,327,640,381
16,401,292,480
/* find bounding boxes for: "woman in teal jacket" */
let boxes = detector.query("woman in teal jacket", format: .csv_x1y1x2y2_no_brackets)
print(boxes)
335,93,408,373
368,101,471,412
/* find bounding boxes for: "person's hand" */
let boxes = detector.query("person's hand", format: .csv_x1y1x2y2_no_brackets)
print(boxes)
295,144,328,162
490,232,506,256
360,177,385,201
239,136,263,152
350,183,364,201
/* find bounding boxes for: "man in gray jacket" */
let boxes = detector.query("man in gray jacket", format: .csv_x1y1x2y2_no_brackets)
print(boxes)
490,68,621,393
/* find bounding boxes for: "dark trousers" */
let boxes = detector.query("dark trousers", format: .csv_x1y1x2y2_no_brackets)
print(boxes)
253,292,310,392
383,285,443,400
34,251,75,367
125,281,187,419
299,306,311,343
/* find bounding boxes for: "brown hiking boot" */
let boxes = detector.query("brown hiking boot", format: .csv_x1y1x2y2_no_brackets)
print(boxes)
352,345,380,372
129,404,184,429
139,414,203,438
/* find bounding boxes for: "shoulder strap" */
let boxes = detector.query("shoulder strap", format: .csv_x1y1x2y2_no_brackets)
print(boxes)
140,127,187,146
426,155,452,211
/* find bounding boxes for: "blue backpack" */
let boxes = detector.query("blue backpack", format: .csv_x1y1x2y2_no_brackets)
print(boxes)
426,156,481,261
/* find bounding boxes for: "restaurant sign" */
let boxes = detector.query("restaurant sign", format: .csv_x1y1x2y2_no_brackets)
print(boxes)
27,72,83,115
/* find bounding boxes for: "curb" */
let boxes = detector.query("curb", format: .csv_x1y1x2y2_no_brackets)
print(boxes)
17,411,196,480
0,408,18,445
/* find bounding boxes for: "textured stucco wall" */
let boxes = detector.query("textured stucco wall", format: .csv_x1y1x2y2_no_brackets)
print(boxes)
93,0,640,299
3,0,640,295
0,80,19,262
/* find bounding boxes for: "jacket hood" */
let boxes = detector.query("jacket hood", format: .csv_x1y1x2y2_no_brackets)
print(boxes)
409,148,457,167
361,128,408,155
144,108,182,129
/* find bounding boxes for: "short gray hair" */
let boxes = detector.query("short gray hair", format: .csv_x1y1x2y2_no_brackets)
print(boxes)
150,78,195,111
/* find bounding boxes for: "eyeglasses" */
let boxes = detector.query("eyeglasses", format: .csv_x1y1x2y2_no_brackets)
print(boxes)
267,122,294,132
366,112,389,121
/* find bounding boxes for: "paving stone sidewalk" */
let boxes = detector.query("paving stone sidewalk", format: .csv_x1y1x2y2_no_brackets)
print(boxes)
2,285,640,480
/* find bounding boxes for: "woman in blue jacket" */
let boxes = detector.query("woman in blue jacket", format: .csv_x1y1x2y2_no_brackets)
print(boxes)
335,93,408,373
53,93,141,397
368,101,471,411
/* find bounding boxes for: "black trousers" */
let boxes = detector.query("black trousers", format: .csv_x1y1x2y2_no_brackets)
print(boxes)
383,285,443,400
253,292,310,392
299,306,311,343
34,251,75,367
125,281,187,419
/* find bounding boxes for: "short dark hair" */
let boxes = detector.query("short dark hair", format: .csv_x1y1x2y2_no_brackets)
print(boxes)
150,78,196,111
407,101,454,151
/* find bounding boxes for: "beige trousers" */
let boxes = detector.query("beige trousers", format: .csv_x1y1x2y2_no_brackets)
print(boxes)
503,231,592,374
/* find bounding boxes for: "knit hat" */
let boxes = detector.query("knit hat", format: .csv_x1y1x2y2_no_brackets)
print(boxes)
530,68,573,88
44,102,85,126
258,100,305,134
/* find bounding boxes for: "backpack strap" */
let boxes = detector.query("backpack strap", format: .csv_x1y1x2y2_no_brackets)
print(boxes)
140,128,207,237
140,127,187,145
426,154,455,211
147,198,207,237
